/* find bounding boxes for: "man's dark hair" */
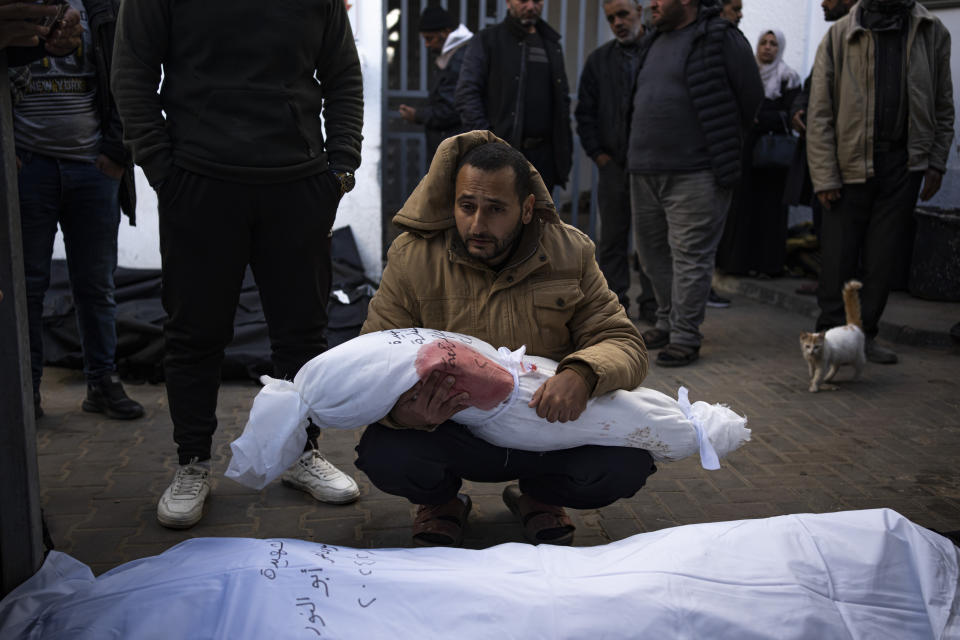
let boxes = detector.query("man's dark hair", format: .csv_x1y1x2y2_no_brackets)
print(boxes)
456,143,533,205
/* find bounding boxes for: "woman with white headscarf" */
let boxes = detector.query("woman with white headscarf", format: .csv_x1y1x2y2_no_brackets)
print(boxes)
717,29,802,278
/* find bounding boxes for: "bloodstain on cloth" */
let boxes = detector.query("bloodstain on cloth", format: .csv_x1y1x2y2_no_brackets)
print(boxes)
414,339,514,411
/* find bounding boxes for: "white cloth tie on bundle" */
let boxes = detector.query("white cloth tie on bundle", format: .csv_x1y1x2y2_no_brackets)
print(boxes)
225,329,750,489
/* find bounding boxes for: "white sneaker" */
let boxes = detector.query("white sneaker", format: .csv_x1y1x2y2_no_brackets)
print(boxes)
157,459,211,529
281,450,360,504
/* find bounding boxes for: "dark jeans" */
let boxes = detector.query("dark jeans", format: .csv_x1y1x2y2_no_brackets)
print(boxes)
17,151,121,391
597,160,654,309
817,149,923,337
159,168,340,464
355,421,657,509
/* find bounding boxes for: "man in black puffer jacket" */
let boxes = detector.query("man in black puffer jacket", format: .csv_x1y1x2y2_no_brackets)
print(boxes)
628,0,762,367
454,0,571,192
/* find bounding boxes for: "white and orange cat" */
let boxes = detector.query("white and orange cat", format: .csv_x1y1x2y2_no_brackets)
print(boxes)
799,280,866,393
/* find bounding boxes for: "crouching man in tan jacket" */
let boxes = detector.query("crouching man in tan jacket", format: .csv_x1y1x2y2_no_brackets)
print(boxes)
356,132,654,547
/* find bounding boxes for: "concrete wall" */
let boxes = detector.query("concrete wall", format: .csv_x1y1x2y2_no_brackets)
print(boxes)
54,1,384,279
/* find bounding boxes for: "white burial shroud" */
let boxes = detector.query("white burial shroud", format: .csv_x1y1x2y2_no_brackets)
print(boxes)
1,509,957,639
226,328,750,489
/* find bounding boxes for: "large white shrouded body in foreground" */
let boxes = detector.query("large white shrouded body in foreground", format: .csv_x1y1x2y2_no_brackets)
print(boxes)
226,329,749,490
1,509,957,639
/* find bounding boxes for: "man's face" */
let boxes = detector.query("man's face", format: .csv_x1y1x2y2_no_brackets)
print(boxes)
421,29,451,54
821,0,852,22
454,165,534,267
506,0,544,26
721,0,742,26
604,0,643,44
648,0,690,31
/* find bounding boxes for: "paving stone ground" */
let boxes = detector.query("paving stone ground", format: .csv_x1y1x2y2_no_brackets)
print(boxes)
34,283,960,575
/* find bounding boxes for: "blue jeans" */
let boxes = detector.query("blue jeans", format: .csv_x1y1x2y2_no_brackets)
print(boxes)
17,151,121,391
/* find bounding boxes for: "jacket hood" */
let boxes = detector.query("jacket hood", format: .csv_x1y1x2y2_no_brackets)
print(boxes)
392,130,560,234
441,24,473,56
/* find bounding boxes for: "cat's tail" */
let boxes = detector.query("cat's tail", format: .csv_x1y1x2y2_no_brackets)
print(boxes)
842,280,863,329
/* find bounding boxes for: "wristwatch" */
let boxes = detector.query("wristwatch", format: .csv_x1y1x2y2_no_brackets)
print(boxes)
331,170,356,196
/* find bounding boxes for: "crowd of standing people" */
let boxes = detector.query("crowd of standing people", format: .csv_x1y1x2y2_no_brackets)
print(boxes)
403,0,952,367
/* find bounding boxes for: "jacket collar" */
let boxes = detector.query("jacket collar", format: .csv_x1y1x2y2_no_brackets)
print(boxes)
842,0,932,42
503,13,561,43
645,2,723,44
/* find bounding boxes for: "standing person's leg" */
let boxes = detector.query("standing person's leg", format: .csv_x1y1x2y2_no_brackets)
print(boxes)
858,151,923,363
658,170,732,365
816,182,874,332
58,159,143,419
251,172,359,504
630,173,672,346
156,169,251,529
16,152,63,417
596,162,633,310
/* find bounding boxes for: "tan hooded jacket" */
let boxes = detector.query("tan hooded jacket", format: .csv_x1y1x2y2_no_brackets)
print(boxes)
361,131,648,430
807,1,954,192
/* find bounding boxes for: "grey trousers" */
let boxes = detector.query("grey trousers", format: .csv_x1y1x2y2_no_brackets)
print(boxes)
629,171,732,347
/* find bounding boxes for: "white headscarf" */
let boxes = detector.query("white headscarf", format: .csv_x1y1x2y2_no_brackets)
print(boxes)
756,29,801,100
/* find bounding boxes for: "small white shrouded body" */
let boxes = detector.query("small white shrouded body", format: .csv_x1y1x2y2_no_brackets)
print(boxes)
226,329,750,489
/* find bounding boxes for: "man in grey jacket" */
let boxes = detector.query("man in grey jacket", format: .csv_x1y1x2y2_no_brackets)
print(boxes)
112,0,364,529
807,0,953,364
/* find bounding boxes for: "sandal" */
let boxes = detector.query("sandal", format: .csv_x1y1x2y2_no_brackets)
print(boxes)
655,343,700,367
502,485,575,546
641,328,669,350
412,494,472,547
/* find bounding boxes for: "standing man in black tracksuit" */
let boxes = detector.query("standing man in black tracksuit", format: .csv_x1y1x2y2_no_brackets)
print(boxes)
398,6,473,161
576,0,656,324
454,0,572,192
112,0,364,529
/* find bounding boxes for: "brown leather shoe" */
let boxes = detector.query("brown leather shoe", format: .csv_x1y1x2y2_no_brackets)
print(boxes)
641,328,669,350
412,494,472,547
502,485,575,546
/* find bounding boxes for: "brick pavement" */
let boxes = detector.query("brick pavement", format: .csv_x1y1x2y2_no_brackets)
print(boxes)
34,289,960,575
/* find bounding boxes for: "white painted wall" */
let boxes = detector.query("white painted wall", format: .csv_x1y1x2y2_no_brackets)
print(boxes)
54,0,384,279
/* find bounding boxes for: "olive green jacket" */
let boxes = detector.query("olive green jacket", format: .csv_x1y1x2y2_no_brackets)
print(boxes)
807,2,954,192
361,131,647,429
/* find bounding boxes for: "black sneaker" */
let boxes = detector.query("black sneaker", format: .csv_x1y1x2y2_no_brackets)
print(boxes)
707,289,731,308
637,298,658,325
82,374,145,420
865,339,898,365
